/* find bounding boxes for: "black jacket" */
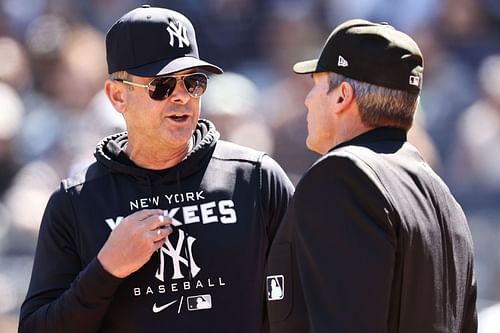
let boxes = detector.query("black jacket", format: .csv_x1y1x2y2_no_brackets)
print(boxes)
20,119,294,333
266,127,477,333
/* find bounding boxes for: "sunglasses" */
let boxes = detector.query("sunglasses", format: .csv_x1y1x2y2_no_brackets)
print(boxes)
114,72,208,100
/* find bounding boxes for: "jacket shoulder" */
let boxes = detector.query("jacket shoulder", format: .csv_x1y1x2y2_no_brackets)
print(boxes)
327,145,377,162
310,145,379,177
61,162,107,192
323,145,389,180
212,140,265,164
312,145,397,212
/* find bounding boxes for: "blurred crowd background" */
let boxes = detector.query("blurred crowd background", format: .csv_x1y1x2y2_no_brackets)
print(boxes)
0,0,499,331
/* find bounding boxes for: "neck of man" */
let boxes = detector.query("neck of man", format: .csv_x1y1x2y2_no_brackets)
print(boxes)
125,138,193,170
336,123,373,147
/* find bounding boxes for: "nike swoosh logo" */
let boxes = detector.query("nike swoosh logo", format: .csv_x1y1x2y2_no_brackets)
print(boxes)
152,300,177,313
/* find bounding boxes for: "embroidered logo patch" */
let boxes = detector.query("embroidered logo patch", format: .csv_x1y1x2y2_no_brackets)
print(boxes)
338,55,349,67
187,294,212,311
267,275,284,301
409,75,420,87
166,20,190,48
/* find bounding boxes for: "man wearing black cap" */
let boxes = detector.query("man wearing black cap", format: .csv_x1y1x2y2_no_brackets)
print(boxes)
266,19,477,332
19,5,293,333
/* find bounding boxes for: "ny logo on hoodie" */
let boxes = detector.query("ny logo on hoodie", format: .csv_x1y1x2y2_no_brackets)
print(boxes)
156,229,200,281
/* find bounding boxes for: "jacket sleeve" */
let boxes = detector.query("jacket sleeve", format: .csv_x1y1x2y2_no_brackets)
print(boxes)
291,155,396,333
260,154,295,245
461,273,478,332
19,186,123,333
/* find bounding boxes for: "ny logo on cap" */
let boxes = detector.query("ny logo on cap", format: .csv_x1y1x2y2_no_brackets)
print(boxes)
166,20,190,48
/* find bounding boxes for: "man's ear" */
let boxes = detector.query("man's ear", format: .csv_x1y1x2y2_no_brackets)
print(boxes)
336,82,354,105
104,80,127,114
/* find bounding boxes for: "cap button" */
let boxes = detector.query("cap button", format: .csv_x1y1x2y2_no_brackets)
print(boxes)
141,4,151,8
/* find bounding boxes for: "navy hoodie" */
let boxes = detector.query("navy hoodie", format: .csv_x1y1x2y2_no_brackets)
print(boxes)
20,119,294,333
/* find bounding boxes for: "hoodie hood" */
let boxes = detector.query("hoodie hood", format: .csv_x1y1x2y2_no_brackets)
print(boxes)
94,119,220,183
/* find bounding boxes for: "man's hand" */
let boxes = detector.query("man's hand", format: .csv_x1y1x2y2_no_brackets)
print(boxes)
97,209,172,278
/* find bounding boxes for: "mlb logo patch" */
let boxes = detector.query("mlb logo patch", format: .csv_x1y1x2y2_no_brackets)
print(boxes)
409,75,420,87
267,275,284,301
187,294,212,311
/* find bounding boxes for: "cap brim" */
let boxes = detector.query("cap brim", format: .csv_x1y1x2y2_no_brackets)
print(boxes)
128,56,223,77
293,59,319,74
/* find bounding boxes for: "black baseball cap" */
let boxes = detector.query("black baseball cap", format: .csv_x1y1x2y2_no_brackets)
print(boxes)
106,5,223,77
293,19,423,93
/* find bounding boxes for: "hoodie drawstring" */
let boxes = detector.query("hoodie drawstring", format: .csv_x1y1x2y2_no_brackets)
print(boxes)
146,175,153,199
175,168,193,280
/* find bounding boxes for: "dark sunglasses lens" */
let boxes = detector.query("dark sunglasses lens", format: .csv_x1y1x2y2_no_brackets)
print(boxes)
184,74,208,97
149,77,176,100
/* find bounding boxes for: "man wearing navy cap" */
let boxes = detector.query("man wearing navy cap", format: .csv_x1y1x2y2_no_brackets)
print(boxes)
266,19,477,332
19,6,293,332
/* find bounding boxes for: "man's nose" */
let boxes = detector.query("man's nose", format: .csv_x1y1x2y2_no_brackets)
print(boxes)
304,91,312,108
168,79,190,104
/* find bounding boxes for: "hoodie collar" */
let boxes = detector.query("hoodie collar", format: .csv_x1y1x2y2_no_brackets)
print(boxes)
95,118,220,183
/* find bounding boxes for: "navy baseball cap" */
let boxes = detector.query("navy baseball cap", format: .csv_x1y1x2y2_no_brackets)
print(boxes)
106,5,223,77
293,19,423,93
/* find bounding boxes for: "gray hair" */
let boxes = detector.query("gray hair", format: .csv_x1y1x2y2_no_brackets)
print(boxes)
328,72,419,130
109,70,129,81
109,70,134,91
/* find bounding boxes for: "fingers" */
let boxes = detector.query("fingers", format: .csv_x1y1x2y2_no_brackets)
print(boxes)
126,209,171,230
123,209,174,245
152,226,172,251
143,214,172,231
153,240,166,252
129,209,164,221
152,225,173,242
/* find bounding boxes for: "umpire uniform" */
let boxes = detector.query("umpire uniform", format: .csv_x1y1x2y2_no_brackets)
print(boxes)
266,19,477,333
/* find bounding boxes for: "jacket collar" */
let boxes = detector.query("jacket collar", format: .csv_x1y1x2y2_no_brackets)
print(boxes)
330,127,407,152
